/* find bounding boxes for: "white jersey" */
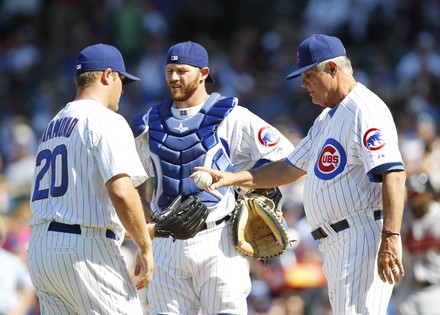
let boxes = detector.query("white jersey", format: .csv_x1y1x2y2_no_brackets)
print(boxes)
135,102,293,221
133,97,294,315
29,99,148,235
287,83,404,228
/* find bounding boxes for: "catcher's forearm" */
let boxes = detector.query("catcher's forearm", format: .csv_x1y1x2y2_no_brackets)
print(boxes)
147,223,156,239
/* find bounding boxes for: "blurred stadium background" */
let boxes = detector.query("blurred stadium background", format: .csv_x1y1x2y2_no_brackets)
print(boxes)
1,1,439,314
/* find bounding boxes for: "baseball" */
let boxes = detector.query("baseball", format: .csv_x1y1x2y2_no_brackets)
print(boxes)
194,171,213,189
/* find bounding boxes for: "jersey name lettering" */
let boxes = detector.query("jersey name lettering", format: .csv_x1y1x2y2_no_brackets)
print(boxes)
41,117,79,143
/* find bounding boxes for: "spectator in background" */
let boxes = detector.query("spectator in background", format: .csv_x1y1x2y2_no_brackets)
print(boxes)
0,215,36,315
0,1,440,314
2,196,32,263
395,31,440,104
2,117,36,198
395,31,440,83
394,173,440,315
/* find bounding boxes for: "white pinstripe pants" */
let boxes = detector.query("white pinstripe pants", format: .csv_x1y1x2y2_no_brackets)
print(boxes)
319,214,394,315
27,222,143,315
146,220,251,315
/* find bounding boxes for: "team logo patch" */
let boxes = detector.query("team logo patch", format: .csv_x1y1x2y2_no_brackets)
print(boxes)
258,126,280,147
314,138,346,180
363,128,385,151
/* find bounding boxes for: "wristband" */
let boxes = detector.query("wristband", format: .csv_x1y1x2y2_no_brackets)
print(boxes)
381,230,400,237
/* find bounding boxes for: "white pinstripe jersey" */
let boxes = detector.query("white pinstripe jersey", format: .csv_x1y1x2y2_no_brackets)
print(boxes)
29,99,147,235
287,83,404,228
134,103,294,220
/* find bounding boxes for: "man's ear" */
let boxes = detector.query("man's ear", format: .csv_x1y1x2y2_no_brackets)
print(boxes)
102,68,114,85
200,67,210,82
328,62,338,76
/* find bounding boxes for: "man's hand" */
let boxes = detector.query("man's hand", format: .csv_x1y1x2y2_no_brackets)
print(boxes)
377,234,404,284
134,247,154,290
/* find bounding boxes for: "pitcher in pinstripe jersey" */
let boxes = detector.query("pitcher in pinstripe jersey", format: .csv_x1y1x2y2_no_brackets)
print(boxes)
130,41,294,315
199,34,406,315
27,44,156,315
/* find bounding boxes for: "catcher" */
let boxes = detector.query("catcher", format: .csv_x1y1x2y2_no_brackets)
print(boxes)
129,40,295,315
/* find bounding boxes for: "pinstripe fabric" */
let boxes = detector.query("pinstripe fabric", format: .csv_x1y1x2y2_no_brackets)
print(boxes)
30,99,147,232
286,83,403,314
28,223,143,314
146,221,251,315
135,105,294,219
28,99,148,314
320,218,393,314
287,83,403,229
134,100,293,315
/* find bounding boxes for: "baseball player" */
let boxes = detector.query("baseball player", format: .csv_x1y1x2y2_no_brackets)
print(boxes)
198,34,407,314
27,44,155,314
394,173,440,315
130,41,294,315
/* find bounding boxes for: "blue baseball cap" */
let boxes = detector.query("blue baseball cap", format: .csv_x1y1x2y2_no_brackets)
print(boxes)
76,44,140,85
286,34,347,80
166,41,214,83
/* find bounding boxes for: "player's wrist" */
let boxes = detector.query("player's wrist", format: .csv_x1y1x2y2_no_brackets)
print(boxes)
147,223,156,239
381,230,400,237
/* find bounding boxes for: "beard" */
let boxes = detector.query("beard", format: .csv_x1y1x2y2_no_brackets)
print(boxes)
168,77,199,102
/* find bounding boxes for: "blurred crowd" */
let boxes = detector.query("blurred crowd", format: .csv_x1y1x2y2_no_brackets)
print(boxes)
1,0,440,314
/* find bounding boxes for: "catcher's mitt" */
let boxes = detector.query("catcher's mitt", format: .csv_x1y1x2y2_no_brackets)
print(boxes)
232,188,293,260
153,194,208,241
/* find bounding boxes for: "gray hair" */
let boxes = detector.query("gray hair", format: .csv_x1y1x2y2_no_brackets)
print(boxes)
315,56,353,75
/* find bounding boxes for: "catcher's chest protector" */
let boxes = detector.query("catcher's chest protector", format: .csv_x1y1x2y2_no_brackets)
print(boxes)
149,93,235,209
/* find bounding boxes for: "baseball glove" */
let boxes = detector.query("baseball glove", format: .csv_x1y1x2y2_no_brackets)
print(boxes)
153,194,208,241
232,188,292,260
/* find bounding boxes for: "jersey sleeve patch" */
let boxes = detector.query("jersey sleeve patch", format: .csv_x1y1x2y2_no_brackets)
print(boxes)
363,128,385,151
257,126,281,147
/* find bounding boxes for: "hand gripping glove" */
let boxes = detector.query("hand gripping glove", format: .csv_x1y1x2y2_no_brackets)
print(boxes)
153,194,208,241
232,187,293,260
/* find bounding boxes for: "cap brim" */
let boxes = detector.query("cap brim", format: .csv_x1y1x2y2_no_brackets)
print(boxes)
285,63,318,80
121,72,141,85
